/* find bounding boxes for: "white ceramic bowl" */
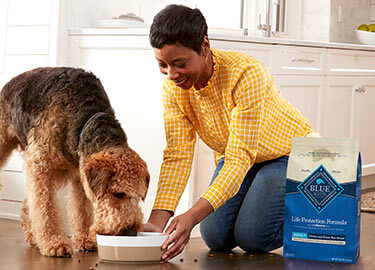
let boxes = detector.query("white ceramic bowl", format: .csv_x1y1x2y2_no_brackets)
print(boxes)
355,29,375,45
97,232,168,263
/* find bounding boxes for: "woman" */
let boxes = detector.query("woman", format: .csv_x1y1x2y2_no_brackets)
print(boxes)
144,4,315,261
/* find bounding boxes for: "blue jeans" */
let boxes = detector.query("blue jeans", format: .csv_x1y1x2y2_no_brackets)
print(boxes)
200,156,288,253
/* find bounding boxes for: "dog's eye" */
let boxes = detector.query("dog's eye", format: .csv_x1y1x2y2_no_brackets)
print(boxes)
113,192,126,199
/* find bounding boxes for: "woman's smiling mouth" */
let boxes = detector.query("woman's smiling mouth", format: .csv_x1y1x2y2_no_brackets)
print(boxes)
174,78,188,87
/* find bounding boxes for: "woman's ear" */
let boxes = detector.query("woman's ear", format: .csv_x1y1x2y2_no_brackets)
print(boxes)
201,36,210,56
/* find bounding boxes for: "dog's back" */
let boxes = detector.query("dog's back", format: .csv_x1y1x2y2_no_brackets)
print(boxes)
0,67,118,163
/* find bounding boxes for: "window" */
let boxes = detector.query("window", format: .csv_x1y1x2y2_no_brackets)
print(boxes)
243,0,299,39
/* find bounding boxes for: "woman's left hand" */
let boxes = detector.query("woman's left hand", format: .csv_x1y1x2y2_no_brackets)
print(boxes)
160,198,214,261
161,212,195,261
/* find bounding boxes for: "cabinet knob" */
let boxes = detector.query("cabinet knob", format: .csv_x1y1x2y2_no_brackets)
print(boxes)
354,85,366,93
291,57,315,63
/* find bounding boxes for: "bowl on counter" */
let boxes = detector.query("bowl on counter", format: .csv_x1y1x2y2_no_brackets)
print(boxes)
355,29,375,45
97,232,168,263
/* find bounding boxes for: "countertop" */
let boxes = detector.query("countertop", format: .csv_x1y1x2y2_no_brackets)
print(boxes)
68,28,375,51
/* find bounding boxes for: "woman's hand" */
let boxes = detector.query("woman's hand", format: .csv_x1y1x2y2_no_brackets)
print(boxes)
161,198,214,261
144,209,173,233
161,212,195,261
142,222,160,232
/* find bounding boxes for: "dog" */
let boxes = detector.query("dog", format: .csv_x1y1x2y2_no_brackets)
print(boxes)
0,67,150,257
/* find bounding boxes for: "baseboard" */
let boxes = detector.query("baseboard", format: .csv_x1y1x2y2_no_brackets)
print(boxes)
0,213,20,221
363,174,375,191
0,200,22,221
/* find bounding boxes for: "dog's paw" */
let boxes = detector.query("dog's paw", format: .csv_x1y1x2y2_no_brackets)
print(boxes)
39,239,73,257
72,234,97,252
24,232,37,247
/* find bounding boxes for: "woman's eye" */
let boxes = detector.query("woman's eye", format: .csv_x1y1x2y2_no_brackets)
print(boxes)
177,63,186,68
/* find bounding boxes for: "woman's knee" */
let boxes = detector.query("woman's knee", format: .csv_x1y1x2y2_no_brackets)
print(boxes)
200,217,236,251
234,222,283,252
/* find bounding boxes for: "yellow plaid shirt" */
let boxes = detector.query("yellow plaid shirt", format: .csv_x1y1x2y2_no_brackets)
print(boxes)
153,49,313,213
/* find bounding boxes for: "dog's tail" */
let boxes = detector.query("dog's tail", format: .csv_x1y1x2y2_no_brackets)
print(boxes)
0,100,20,189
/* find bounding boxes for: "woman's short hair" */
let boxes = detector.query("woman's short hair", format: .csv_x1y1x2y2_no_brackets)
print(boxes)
149,5,208,54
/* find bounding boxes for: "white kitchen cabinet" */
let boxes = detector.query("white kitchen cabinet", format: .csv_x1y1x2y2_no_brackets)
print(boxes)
2,27,375,224
273,75,324,132
272,45,326,75
322,48,375,176
326,49,375,76
0,0,61,220
270,45,326,133
211,40,274,71
193,41,375,203
322,76,375,176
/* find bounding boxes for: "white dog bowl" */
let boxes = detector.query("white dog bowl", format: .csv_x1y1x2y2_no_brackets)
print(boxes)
355,29,375,45
97,232,168,263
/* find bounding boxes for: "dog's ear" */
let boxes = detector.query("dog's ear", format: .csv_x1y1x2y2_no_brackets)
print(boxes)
84,158,113,198
139,172,150,201
123,148,150,201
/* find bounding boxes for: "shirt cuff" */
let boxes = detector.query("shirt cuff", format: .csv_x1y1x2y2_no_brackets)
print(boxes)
152,194,179,215
201,185,228,211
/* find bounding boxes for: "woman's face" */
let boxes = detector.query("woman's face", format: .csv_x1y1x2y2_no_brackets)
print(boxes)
153,40,211,90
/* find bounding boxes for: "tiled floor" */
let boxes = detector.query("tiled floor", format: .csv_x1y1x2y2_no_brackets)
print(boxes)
0,213,374,270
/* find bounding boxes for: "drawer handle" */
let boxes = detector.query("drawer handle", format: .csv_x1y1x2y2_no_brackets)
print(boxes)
354,85,366,93
291,57,315,63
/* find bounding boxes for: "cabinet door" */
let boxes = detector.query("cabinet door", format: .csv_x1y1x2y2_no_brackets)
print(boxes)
352,78,375,176
323,76,375,176
273,75,324,132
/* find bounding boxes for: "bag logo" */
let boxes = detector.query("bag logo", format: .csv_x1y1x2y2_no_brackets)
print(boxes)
297,165,344,213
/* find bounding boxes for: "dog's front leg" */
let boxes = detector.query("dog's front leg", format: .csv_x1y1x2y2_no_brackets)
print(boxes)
68,177,97,251
26,162,73,257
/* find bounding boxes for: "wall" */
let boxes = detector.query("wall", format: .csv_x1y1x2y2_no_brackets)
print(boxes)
299,0,371,43
299,0,331,41
371,0,375,22
68,0,242,29
329,0,371,43
68,0,375,42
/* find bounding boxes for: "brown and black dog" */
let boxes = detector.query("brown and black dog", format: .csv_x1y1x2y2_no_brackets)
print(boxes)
0,67,150,257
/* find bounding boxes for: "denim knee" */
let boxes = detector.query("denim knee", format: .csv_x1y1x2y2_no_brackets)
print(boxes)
200,216,236,251
234,224,283,253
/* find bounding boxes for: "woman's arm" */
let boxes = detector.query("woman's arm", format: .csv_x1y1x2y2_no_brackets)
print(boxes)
144,209,173,232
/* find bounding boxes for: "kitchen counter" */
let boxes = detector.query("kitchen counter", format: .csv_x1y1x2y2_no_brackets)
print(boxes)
68,28,375,51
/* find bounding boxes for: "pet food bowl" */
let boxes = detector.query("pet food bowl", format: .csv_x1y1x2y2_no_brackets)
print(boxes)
355,29,375,45
97,232,168,263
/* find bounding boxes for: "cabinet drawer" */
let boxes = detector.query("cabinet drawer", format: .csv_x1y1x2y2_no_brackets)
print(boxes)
272,45,326,75
327,49,375,76
211,40,274,71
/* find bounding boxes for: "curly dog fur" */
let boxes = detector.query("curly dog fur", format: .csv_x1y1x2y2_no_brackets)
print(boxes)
0,67,150,257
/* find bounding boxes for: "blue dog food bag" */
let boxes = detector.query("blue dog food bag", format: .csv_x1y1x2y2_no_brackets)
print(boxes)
283,137,361,263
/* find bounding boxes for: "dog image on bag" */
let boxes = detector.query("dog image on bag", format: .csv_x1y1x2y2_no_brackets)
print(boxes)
0,67,150,257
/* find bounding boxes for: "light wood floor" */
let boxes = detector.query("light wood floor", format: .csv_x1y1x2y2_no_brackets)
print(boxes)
0,213,374,270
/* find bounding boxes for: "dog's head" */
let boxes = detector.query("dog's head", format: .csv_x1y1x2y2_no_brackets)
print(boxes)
81,147,149,235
